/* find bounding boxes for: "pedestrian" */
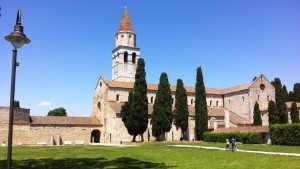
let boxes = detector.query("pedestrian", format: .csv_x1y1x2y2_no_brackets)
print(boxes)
225,138,230,150
231,137,236,152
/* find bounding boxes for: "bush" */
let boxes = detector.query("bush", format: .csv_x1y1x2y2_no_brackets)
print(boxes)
270,124,300,146
203,132,261,144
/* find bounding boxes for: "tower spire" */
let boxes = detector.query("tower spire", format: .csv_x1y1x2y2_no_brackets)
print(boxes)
118,6,133,32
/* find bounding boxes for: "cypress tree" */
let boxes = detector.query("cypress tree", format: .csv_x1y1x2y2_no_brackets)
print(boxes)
195,67,208,140
283,85,290,102
253,102,262,126
271,78,288,124
293,83,300,102
121,91,134,136
174,79,189,140
289,91,294,102
268,100,278,125
151,73,173,141
290,102,299,123
131,58,148,142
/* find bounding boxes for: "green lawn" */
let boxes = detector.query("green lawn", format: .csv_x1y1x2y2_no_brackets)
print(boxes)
0,142,300,169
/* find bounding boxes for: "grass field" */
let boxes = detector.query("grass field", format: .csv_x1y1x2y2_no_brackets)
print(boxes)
1,142,300,169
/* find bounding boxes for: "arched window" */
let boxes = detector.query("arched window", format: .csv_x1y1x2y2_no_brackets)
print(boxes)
124,52,128,62
100,82,102,87
216,101,219,107
258,95,260,101
151,96,154,103
267,95,270,101
116,94,120,101
242,97,244,102
191,99,194,105
97,102,101,111
132,52,136,63
229,100,231,105
210,100,212,106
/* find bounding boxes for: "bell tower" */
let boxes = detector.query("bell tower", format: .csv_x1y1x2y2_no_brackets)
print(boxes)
112,6,141,82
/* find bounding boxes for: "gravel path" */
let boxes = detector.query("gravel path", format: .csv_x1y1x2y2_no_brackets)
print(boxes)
169,145,300,157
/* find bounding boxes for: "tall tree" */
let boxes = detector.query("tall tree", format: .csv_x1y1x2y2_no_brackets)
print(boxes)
174,79,189,140
268,100,278,125
151,73,173,141
121,91,135,137
293,83,300,102
253,102,262,126
47,107,67,116
283,85,290,102
195,67,208,140
290,102,299,123
271,78,288,124
289,91,294,102
131,58,148,142
120,58,149,142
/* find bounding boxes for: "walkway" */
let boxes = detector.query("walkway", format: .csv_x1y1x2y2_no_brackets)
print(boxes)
168,145,300,157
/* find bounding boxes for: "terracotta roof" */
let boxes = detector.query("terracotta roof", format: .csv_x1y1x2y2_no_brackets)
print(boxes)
30,116,101,126
108,101,225,117
102,77,252,95
286,102,300,109
118,6,133,32
229,110,251,125
212,126,269,133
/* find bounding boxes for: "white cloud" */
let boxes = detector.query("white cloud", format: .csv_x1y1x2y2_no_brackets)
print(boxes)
37,101,51,106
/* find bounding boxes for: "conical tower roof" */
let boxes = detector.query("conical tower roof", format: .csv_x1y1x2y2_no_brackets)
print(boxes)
118,6,134,32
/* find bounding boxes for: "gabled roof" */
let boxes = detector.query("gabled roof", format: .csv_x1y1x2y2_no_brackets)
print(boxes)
30,116,101,126
107,101,225,117
118,6,134,32
100,76,255,95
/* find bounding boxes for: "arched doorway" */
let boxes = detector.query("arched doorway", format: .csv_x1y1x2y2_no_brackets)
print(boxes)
91,129,101,143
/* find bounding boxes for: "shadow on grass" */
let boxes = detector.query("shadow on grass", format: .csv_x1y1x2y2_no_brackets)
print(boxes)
0,157,175,169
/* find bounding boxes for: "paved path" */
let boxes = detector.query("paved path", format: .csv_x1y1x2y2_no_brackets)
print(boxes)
168,145,300,157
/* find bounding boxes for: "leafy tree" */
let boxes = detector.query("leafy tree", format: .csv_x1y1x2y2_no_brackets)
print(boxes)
290,102,299,123
283,85,290,102
121,91,134,136
293,83,300,102
14,100,20,108
131,58,148,142
174,79,189,140
195,67,208,140
271,78,288,124
268,100,278,125
47,107,67,116
151,73,173,141
253,102,262,126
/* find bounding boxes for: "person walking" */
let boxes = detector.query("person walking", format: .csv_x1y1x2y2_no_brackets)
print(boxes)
225,138,230,150
231,138,236,152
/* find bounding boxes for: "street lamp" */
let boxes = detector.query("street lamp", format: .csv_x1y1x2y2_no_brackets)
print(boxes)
5,9,30,169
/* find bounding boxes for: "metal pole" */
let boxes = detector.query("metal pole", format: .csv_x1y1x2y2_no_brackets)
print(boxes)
7,49,17,169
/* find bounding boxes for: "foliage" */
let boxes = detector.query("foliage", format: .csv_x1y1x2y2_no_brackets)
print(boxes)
203,132,261,144
195,67,208,140
288,91,294,102
121,91,134,136
131,58,148,142
271,78,288,124
268,100,278,125
151,73,173,141
270,124,300,146
14,100,20,108
47,107,67,116
293,83,300,102
282,85,290,102
253,102,262,126
174,79,189,139
290,102,299,123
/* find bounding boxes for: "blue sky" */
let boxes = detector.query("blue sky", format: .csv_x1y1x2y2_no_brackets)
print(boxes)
0,0,299,117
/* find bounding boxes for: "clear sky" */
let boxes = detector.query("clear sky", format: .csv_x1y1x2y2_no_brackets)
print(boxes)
0,0,299,117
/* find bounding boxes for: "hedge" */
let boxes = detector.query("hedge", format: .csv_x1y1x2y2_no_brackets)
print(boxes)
203,132,261,144
269,124,300,146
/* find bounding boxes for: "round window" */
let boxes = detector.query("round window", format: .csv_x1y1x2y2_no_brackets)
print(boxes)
260,84,265,90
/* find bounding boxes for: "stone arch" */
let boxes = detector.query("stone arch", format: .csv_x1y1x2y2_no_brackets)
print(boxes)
91,129,101,143
132,52,136,63
124,52,128,62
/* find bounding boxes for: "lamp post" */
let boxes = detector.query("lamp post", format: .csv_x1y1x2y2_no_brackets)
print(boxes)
5,9,30,169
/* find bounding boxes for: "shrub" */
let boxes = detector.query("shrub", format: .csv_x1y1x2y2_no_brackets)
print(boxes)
203,132,261,144
270,124,300,146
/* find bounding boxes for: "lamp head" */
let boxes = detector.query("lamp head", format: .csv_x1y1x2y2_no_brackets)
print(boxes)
5,9,31,49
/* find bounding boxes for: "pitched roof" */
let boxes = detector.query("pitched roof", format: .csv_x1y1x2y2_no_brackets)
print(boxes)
212,126,269,133
118,6,133,32
108,101,225,117
101,76,253,95
30,116,101,126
